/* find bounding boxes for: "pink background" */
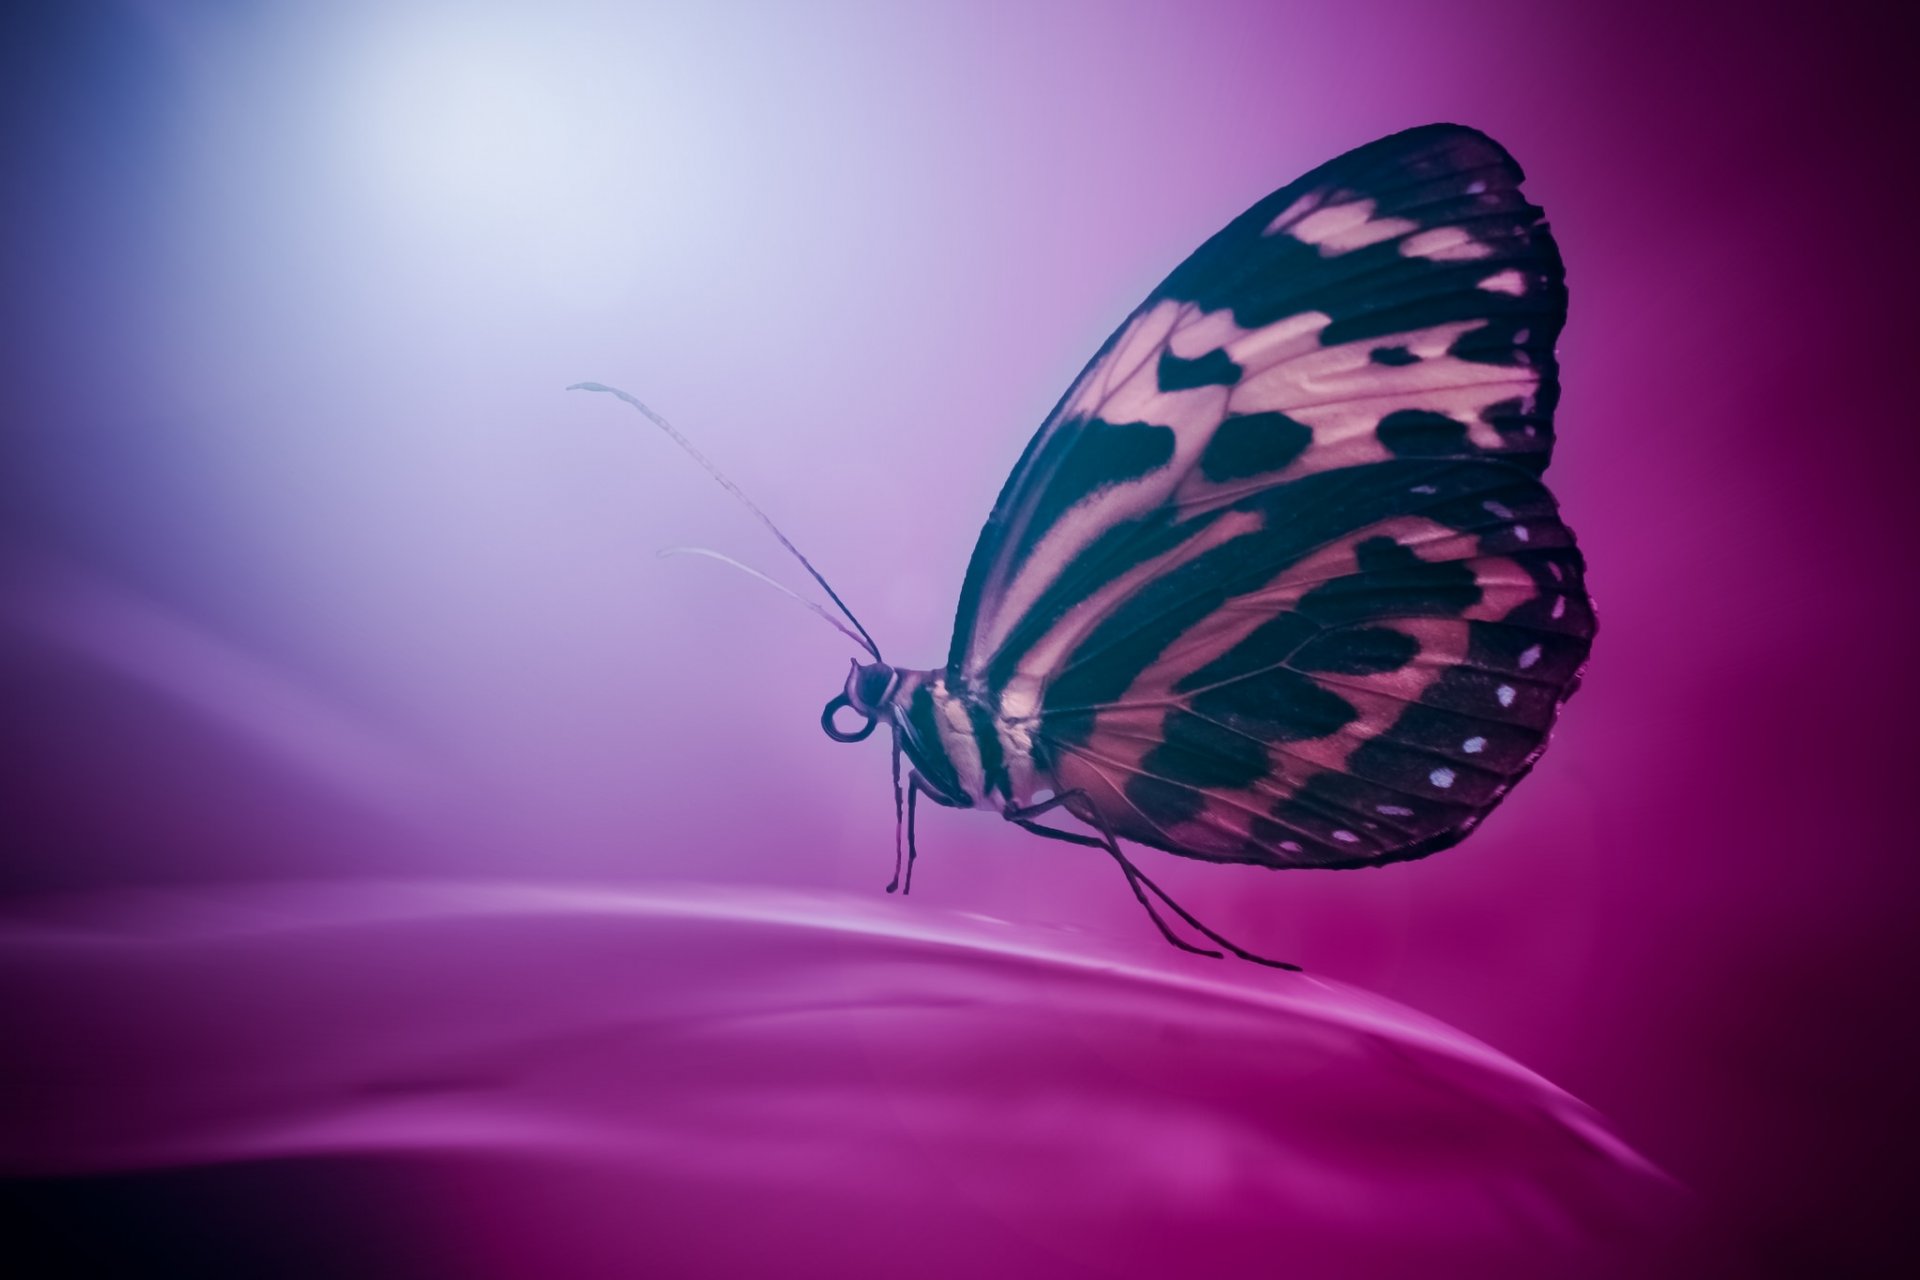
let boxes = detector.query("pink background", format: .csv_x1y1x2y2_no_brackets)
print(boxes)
3,1,1915,1273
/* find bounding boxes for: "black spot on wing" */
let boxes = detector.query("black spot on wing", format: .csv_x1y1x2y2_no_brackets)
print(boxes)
1142,709,1269,788
1378,410,1469,458
1008,418,1176,571
1296,536,1482,625
1480,397,1552,475
1122,774,1204,826
1157,347,1242,391
1198,411,1313,482
1369,345,1419,366
1192,670,1356,743
1291,626,1417,675
1449,315,1538,368
1174,611,1320,692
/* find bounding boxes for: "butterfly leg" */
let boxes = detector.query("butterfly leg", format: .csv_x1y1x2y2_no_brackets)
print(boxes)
1010,815,1222,960
886,735,906,893
898,770,955,897
1003,794,1301,972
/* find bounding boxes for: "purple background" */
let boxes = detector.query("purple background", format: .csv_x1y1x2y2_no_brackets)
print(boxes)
3,0,1915,1274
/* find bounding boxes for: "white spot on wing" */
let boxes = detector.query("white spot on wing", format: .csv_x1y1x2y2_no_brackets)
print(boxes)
1519,644,1542,669
1478,269,1526,295
1231,317,1528,454
1401,226,1494,261
1429,767,1456,789
1167,306,1251,359
1260,192,1323,237
1221,310,1333,370
1333,829,1360,843
1287,200,1418,255
1280,840,1303,853
1496,684,1516,707
1483,500,1514,519
1377,804,1413,817
1463,736,1486,754
1551,595,1567,619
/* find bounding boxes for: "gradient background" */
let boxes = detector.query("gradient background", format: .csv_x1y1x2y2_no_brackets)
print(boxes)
2,0,1915,1274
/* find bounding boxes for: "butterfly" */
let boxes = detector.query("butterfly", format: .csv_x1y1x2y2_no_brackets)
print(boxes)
575,123,1592,970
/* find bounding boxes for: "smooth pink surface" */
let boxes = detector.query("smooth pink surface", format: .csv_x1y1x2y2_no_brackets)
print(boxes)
2,0,1914,1273
0,883,1691,1277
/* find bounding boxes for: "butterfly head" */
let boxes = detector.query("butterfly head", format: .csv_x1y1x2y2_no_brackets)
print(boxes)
821,659,897,743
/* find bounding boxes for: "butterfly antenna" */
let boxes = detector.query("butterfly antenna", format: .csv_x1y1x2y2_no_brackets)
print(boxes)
658,547,875,654
569,381,882,661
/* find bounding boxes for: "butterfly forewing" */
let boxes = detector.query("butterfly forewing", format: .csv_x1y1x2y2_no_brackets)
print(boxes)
948,124,1591,869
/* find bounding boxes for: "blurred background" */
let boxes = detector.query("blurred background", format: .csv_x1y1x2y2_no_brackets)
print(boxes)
2,0,1915,1273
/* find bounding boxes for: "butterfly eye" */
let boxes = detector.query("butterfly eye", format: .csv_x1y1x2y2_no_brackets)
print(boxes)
820,693,877,743
851,662,896,711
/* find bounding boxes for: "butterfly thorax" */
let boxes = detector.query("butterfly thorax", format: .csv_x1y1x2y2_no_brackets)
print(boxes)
849,664,1047,811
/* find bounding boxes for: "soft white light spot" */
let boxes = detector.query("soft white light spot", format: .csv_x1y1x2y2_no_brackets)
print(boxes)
1411,484,1438,495
1377,805,1413,817
1333,829,1360,843
1280,840,1303,853
1483,499,1514,519
1551,595,1567,619
1513,328,1530,344
1429,768,1456,789
1514,525,1530,542
1518,644,1542,670
1496,684,1516,707
1466,180,1488,195
1463,736,1487,754
1547,561,1565,581
1478,269,1526,295
327,15,658,307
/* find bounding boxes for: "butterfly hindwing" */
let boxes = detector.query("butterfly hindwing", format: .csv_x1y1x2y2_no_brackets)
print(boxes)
1035,459,1591,867
947,124,1591,869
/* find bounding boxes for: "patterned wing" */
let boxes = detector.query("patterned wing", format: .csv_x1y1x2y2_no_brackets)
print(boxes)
947,124,1592,868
